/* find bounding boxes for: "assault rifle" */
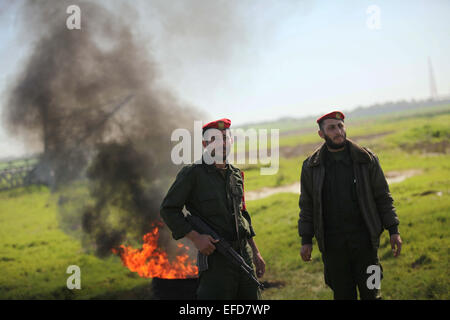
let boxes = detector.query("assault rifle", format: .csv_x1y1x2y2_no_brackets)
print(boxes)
186,214,264,290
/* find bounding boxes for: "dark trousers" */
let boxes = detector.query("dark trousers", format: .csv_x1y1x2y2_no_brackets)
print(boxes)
322,231,382,300
196,243,261,300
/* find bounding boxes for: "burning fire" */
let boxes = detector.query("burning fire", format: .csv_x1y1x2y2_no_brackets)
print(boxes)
113,222,198,279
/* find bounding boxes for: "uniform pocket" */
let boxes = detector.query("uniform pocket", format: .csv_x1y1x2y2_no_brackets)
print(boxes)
238,214,252,239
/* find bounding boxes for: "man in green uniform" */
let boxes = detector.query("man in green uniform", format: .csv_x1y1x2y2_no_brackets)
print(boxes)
160,118,265,300
298,111,403,300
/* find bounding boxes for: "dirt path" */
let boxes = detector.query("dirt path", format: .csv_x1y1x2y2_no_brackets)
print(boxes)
245,169,422,201
245,183,300,201
384,169,422,184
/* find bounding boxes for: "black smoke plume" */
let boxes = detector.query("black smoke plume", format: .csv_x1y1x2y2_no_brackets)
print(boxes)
4,0,305,258
4,0,202,256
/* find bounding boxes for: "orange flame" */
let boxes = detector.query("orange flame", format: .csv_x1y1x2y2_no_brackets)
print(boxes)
113,223,198,279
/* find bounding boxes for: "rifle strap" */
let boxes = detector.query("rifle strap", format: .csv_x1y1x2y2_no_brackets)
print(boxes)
229,173,241,253
240,171,247,211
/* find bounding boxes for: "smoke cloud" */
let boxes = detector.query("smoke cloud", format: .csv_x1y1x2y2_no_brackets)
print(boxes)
3,0,311,257
4,0,204,256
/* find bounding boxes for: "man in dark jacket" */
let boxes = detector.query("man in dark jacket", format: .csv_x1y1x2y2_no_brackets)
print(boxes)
160,118,265,300
298,111,402,300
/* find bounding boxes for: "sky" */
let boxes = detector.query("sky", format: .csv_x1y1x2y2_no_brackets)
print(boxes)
0,0,449,158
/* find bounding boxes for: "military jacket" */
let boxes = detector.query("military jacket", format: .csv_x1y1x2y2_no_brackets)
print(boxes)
160,162,255,242
298,139,400,252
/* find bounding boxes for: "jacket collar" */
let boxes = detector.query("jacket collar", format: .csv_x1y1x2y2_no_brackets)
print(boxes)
308,139,372,167
201,156,231,173
324,146,352,167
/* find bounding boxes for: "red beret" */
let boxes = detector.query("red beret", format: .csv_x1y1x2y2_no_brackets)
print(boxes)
202,118,231,131
316,111,345,124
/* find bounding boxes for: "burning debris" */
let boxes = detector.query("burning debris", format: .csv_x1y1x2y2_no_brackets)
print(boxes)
113,222,198,279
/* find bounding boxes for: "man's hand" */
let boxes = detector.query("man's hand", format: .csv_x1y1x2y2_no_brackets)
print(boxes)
253,252,266,278
248,238,266,278
300,244,313,262
186,230,219,256
390,234,402,257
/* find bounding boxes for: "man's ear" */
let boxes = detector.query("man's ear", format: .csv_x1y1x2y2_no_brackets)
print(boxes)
202,140,208,148
318,129,325,140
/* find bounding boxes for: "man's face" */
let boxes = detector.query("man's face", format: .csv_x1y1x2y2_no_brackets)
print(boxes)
318,119,347,149
202,129,233,163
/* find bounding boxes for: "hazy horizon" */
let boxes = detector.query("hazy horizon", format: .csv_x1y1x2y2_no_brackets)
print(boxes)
1,0,449,158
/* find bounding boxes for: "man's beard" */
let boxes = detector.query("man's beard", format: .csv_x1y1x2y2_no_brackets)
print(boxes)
324,132,347,150
211,147,228,161
208,145,229,163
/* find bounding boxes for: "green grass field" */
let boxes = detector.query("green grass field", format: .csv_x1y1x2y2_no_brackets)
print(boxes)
0,186,151,299
0,105,449,299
